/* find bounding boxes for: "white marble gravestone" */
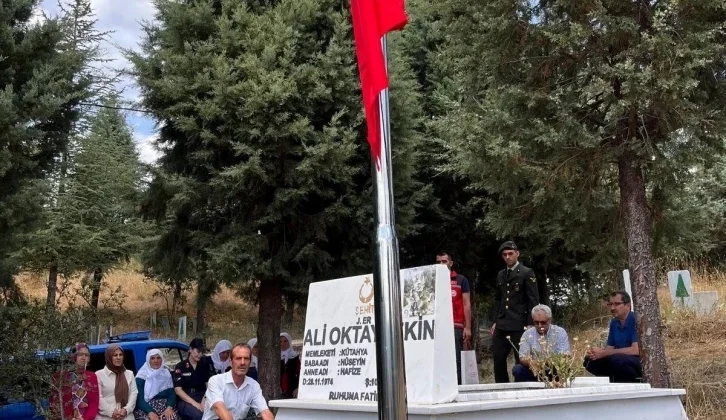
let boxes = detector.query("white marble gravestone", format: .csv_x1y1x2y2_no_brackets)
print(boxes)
296,264,457,405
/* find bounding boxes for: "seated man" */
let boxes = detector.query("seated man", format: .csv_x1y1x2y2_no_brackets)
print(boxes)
584,291,642,383
203,343,273,420
513,304,570,382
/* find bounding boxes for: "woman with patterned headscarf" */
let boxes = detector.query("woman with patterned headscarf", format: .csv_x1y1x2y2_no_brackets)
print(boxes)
279,333,300,399
49,343,100,420
133,349,178,420
95,344,137,420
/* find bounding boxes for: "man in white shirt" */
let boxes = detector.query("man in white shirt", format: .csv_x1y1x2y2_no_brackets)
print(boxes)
202,344,273,420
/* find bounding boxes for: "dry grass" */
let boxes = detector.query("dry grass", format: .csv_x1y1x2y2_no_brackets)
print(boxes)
16,263,305,346
661,266,726,420
16,263,726,418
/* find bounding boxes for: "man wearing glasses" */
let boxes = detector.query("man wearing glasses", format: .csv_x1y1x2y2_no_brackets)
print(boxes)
584,291,642,382
513,304,570,382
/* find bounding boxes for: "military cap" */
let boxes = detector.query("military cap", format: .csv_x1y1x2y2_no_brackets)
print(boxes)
498,241,518,255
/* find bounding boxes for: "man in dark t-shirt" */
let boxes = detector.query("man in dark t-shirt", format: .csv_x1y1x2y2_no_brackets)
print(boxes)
436,252,472,385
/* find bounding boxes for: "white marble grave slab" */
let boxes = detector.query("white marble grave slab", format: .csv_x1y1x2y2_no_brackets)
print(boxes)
272,384,688,420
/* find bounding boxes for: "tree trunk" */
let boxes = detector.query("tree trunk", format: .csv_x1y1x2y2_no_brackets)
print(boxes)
196,279,209,337
469,270,478,351
46,264,58,309
283,295,295,326
258,276,283,400
90,268,102,309
172,280,183,320
617,152,671,387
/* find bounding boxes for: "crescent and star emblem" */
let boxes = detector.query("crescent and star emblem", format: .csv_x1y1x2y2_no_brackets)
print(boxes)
359,277,374,304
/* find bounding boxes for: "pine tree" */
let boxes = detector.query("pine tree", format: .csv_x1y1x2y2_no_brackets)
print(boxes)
63,96,144,308
17,95,145,310
130,0,428,398
434,0,726,386
0,0,96,301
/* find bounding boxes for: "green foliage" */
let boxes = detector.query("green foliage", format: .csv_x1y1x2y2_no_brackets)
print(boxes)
0,279,125,414
0,0,115,300
130,0,431,397
16,96,146,284
0,0,78,292
433,0,726,273
129,0,429,296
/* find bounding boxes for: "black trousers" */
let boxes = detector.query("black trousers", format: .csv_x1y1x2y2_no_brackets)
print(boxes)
492,329,524,383
584,354,642,383
176,392,204,420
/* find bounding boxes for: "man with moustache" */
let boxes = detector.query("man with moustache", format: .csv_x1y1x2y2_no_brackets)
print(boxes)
490,241,540,383
513,304,571,382
202,344,273,420
584,291,642,383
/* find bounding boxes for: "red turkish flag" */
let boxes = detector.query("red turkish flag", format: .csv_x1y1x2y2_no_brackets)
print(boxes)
350,0,408,165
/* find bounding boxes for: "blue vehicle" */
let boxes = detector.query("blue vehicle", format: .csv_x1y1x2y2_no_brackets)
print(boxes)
0,331,189,420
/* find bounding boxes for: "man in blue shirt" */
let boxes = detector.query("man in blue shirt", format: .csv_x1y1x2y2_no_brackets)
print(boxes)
584,291,642,383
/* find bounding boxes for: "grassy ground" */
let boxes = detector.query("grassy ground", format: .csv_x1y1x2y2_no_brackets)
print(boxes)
16,263,726,419
17,264,306,344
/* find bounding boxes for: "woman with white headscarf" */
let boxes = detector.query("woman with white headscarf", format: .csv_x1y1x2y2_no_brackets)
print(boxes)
246,338,258,381
210,340,232,374
279,333,300,399
133,349,179,420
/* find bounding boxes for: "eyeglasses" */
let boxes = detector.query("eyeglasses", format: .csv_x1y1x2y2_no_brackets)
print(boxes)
606,302,625,307
533,321,549,326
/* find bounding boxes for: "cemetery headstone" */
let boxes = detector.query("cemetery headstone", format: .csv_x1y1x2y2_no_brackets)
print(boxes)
622,270,633,311
151,311,157,328
161,316,171,332
178,316,187,341
692,291,718,315
298,264,457,405
667,270,693,307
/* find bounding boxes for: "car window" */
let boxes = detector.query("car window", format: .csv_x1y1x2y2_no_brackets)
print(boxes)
157,347,186,371
88,349,135,372
89,352,106,372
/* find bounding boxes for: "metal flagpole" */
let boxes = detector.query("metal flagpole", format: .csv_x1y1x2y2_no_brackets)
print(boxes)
372,34,408,420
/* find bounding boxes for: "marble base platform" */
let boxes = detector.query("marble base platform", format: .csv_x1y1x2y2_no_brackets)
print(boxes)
271,383,687,420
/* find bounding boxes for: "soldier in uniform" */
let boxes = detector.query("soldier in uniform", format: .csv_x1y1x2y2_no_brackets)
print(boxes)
489,241,539,383
173,338,216,420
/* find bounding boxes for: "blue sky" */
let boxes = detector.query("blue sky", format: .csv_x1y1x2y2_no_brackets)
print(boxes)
39,0,159,163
